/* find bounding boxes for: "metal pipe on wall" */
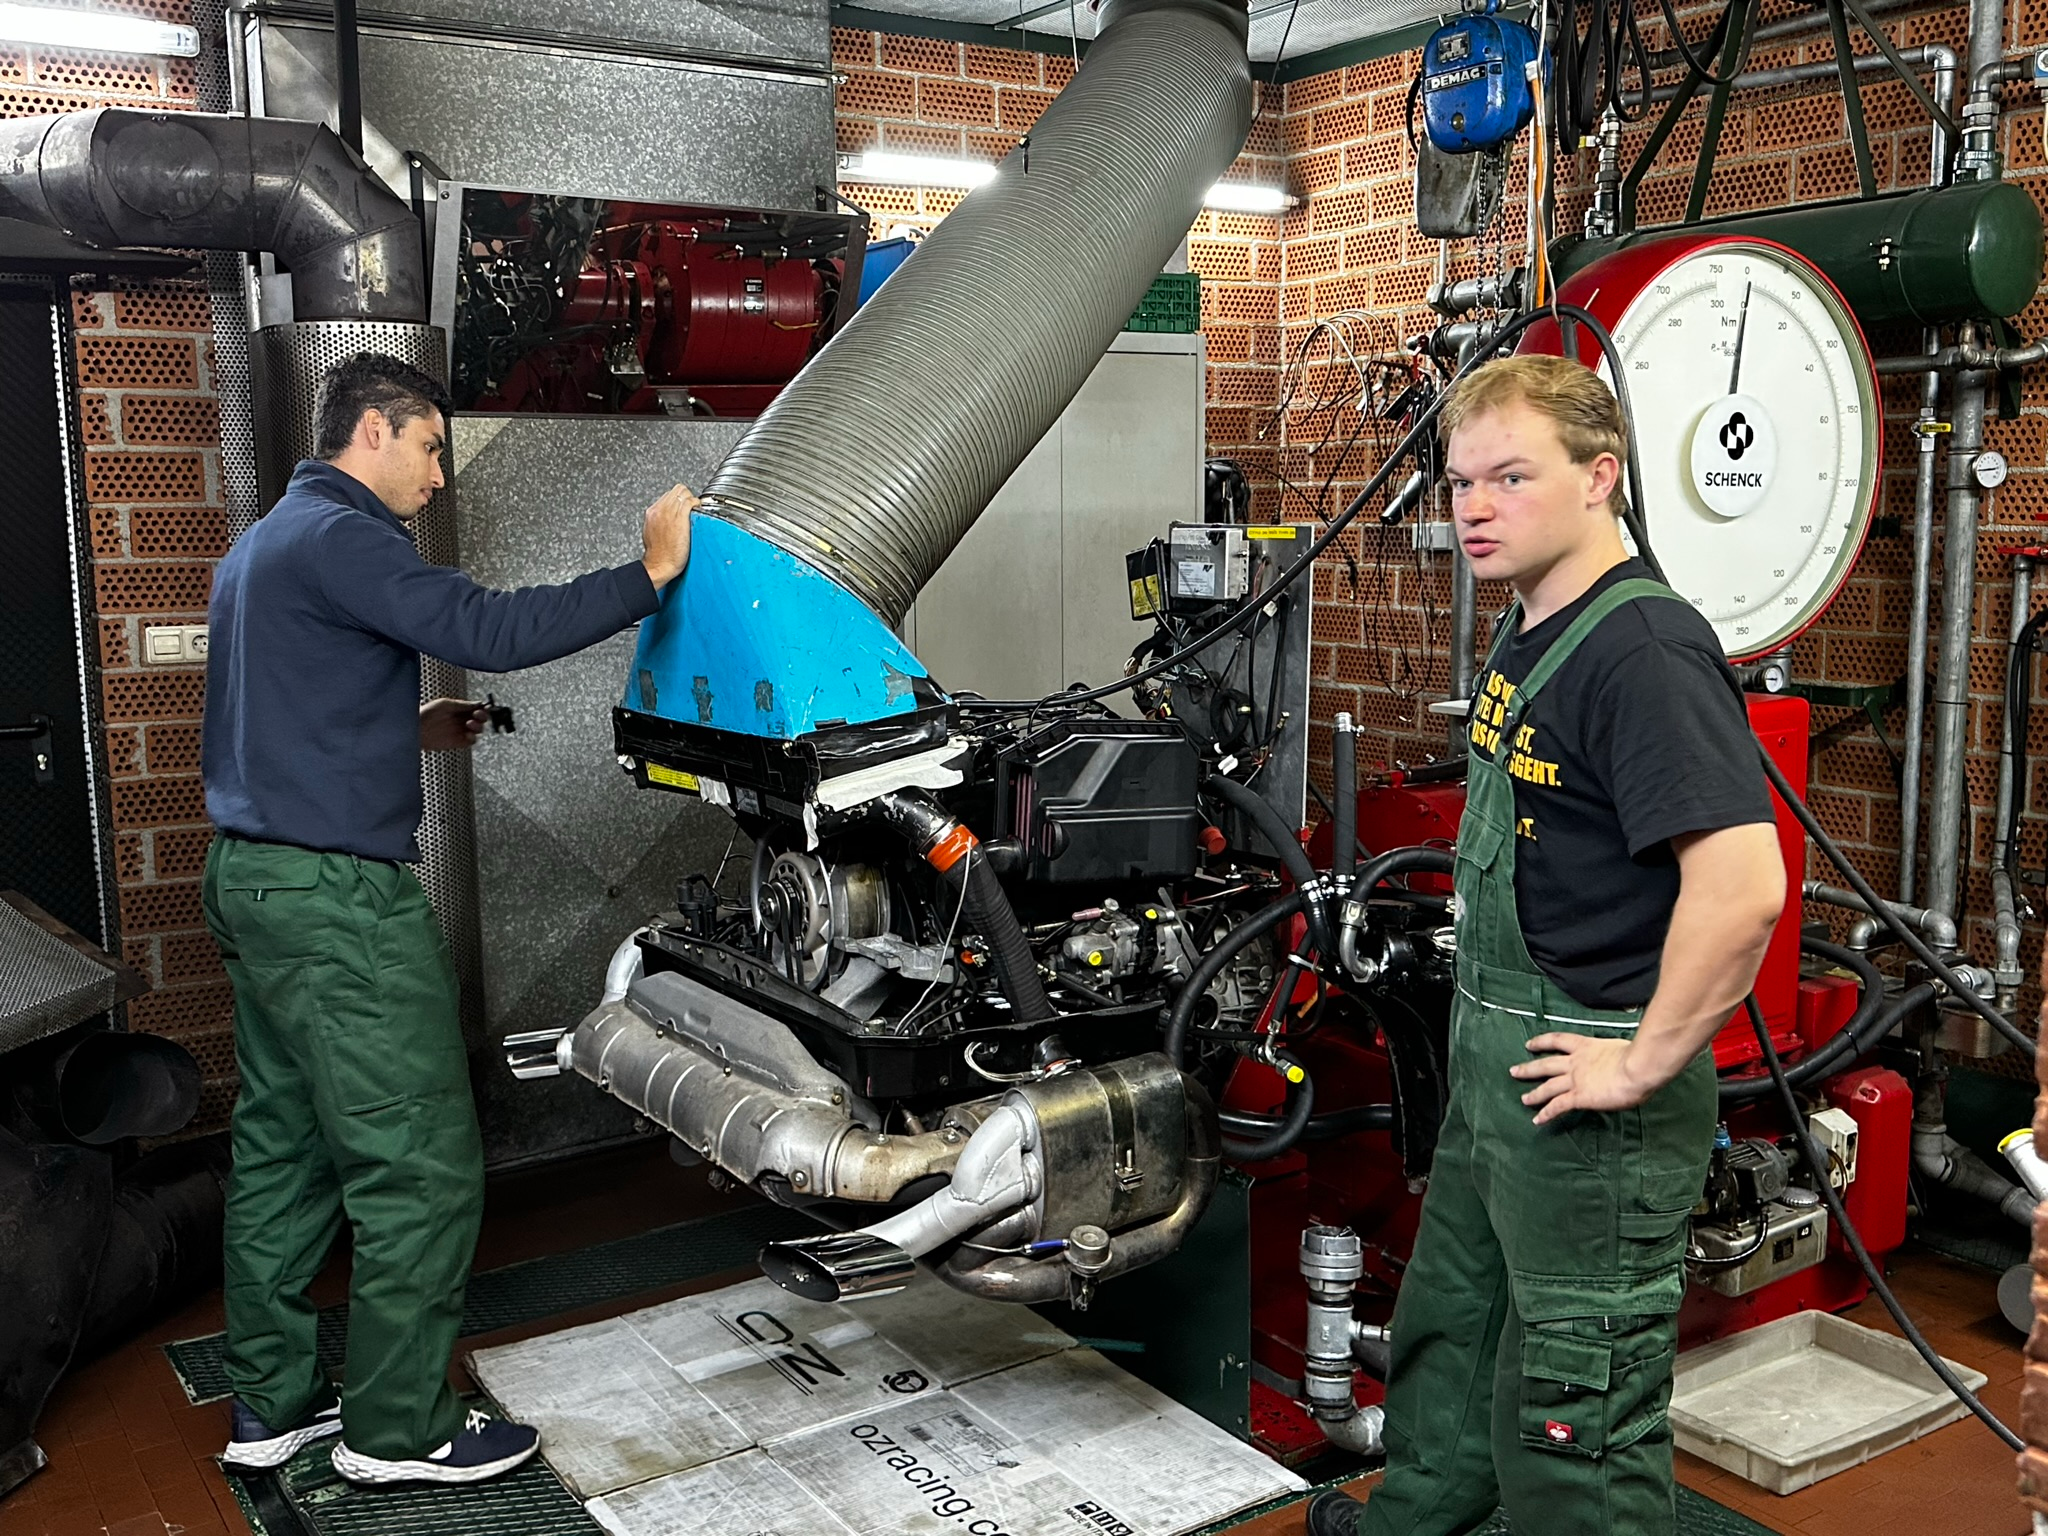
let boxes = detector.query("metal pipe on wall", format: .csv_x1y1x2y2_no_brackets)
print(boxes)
1900,353,1943,900
1990,553,2032,1003
1915,0,1998,926
1645,43,1950,102
1448,334,1480,729
1926,361,1991,921
1899,45,1957,901
1643,0,1947,68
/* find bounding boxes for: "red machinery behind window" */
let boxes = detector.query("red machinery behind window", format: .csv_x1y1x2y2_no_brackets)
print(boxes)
445,188,867,418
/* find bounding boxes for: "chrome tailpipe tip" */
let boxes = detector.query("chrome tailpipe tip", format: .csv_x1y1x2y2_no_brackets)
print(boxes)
503,1028,569,1079
759,1232,917,1302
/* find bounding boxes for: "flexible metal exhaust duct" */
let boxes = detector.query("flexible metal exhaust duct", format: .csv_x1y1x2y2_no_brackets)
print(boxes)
0,108,424,321
702,0,1252,625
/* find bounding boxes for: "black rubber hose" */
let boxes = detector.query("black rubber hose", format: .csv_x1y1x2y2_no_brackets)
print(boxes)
1715,938,1883,1104
1220,1050,1313,1162
1338,846,1456,978
1218,1101,1392,1141
951,852,1057,1024
1753,745,2034,1057
1206,774,1333,956
1163,892,1304,1070
1026,302,1655,714
1718,980,1938,1105
1332,720,1358,885
1745,996,2024,1452
2001,607,2048,880
1345,845,1455,905
78,1137,229,1357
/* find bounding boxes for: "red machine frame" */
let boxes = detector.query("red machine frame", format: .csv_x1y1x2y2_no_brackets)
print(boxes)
1225,693,1913,1461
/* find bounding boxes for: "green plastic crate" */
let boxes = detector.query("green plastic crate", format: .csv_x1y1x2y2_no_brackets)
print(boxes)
1126,270,1201,332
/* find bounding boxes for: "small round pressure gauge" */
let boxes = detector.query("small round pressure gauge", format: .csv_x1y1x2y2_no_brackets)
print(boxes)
1522,236,1883,662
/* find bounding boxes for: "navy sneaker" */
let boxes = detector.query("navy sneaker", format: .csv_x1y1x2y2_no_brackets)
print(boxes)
330,1409,541,1486
1305,1488,1369,1536
220,1397,342,1470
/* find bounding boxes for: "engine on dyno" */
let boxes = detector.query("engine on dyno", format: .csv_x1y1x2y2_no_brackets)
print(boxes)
515,700,1457,1315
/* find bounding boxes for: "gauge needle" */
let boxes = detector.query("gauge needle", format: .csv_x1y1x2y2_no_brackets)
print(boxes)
1728,279,1753,395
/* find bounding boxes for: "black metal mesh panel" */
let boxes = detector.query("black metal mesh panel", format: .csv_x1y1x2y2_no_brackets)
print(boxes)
0,281,112,952
0,901,116,1053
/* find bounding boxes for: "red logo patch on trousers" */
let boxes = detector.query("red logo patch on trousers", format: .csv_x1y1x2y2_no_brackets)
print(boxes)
1545,1420,1574,1445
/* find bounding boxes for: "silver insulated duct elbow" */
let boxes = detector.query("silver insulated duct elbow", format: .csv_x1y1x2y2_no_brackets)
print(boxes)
703,0,1253,624
0,108,425,322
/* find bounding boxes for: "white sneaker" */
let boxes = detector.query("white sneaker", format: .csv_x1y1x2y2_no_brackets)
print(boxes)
329,1409,541,1486
220,1398,342,1471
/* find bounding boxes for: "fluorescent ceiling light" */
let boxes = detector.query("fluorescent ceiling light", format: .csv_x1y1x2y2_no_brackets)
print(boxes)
0,2,199,55
838,152,998,189
1203,181,1293,214
838,153,1294,216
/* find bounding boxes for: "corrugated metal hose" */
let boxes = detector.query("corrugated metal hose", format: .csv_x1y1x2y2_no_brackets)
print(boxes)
701,0,1253,625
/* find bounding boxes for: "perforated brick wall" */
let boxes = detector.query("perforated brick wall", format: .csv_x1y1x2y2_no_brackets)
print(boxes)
40,0,237,1132
843,10,2048,1070
1258,4,2048,1075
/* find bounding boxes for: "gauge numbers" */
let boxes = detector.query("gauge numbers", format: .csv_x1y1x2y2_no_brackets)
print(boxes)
1598,240,1880,661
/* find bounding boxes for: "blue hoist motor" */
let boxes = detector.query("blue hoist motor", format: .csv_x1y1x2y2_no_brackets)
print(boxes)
1421,1,1540,154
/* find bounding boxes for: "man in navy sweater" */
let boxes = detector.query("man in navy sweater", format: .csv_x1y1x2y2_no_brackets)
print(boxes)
202,352,695,1486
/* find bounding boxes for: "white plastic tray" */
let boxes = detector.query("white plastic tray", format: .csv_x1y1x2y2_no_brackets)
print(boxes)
1670,1309,1989,1495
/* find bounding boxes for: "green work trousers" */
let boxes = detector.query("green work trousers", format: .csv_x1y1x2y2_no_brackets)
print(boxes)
202,836,482,1459
1359,579,1718,1535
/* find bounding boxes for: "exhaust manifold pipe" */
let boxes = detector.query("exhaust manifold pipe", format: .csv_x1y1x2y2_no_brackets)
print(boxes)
560,970,1217,1303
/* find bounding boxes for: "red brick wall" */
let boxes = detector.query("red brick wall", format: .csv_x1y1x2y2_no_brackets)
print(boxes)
833,14,2048,1042
30,0,238,1132
1262,6,2048,1044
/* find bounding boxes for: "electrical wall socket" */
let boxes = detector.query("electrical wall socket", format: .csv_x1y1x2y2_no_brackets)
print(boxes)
142,624,209,665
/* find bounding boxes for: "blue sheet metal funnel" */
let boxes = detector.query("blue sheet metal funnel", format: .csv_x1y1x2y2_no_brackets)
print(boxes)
623,516,945,740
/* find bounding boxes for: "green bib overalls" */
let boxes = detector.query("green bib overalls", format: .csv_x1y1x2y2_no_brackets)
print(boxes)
1358,579,1718,1535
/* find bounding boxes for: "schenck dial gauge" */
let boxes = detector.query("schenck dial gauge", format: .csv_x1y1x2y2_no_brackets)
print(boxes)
1520,235,1883,663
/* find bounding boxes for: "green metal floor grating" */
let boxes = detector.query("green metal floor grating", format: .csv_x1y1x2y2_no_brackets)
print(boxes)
227,1415,602,1536
166,1201,824,1405
198,1201,1777,1536
231,1444,1779,1536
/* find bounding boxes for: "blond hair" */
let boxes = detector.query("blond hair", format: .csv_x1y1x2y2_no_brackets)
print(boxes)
1438,354,1629,517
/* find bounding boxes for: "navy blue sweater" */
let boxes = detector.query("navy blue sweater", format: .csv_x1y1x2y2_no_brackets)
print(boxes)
204,460,658,862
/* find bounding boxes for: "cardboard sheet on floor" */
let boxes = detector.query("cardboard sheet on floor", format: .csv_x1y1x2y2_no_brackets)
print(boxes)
470,1270,1303,1536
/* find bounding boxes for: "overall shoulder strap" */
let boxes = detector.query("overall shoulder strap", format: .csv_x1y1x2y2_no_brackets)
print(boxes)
1504,577,1684,716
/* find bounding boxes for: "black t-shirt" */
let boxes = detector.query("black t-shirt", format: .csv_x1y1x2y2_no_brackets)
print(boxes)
1467,559,1776,1009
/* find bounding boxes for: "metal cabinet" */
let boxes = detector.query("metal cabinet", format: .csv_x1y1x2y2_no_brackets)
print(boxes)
901,332,1205,701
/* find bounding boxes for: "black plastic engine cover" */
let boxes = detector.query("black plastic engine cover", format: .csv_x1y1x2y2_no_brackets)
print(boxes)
996,719,1202,884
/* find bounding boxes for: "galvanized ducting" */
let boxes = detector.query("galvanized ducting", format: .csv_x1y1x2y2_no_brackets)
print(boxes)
0,108,424,322
703,0,1253,624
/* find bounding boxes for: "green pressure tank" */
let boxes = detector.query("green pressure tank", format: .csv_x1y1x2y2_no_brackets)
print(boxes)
1554,179,2044,326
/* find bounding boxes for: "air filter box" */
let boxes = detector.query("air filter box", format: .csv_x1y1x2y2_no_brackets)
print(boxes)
997,719,1202,884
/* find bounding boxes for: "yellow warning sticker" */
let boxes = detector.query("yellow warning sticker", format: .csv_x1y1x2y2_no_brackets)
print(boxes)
1246,524,1301,539
646,763,701,791
1130,573,1163,618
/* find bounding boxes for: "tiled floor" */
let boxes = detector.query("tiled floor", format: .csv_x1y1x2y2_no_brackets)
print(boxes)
0,1142,2030,1536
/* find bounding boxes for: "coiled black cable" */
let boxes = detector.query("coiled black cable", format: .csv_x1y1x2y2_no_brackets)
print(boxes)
1025,303,1653,717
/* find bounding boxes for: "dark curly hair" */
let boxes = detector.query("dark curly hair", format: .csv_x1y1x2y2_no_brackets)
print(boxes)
313,352,452,459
